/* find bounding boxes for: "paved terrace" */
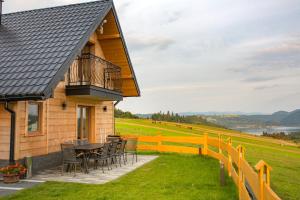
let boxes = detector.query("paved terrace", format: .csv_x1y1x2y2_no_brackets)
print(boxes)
0,155,158,197
33,155,158,184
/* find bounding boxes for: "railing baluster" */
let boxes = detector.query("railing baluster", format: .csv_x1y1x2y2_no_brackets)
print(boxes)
68,64,71,85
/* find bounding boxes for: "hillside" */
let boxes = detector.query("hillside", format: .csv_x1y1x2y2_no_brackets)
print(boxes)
281,109,300,126
116,118,300,200
206,109,300,130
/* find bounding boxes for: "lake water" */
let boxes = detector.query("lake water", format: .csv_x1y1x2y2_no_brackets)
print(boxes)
235,126,300,135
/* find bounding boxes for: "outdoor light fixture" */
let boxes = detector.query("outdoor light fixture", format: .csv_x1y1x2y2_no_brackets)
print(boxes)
62,101,67,110
103,106,107,112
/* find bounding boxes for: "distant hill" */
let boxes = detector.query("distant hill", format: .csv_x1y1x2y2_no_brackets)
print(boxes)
205,109,300,128
281,109,300,126
179,111,264,116
135,109,300,127
255,110,300,126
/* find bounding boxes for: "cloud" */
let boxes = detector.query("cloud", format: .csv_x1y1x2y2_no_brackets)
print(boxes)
143,84,207,93
115,0,132,15
230,35,300,87
247,36,300,70
242,76,280,83
166,11,182,24
127,36,175,51
253,84,280,90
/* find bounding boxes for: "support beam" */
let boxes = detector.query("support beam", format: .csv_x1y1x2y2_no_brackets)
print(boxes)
98,34,121,40
121,75,134,79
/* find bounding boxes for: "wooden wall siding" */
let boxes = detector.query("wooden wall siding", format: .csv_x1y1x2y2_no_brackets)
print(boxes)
95,101,114,143
99,10,139,97
0,104,10,160
14,80,114,159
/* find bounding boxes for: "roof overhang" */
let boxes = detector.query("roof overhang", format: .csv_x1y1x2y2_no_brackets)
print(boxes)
97,5,141,97
0,94,46,102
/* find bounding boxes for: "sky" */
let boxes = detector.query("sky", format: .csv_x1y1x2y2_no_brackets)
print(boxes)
3,0,300,114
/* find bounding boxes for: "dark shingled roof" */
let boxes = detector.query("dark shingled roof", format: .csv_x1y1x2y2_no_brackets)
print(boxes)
0,0,114,101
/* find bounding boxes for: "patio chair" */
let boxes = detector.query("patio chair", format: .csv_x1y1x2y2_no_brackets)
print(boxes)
125,138,138,164
115,140,127,166
93,142,111,173
61,143,84,176
112,141,123,167
108,141,119,168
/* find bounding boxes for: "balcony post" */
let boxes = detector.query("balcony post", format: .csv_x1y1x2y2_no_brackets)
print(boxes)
68,67,70,85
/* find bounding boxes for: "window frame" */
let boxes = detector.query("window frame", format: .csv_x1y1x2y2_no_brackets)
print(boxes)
26,101,44,136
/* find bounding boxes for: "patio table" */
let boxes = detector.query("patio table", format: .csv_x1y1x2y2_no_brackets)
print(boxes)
75,143,104,173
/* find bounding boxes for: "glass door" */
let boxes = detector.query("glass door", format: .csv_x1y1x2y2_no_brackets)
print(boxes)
77,106,90,140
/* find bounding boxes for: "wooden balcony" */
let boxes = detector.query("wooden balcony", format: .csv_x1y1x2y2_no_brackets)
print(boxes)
66,54,123,101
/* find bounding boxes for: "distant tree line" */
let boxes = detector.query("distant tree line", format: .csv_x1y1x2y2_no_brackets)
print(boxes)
114,109,139,119
262,131,300,143
151,111,222,127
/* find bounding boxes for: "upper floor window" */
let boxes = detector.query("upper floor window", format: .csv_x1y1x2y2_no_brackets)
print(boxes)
28,102,41,133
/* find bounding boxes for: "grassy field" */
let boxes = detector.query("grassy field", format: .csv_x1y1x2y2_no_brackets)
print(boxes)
2,155,237,200
116,118,300,200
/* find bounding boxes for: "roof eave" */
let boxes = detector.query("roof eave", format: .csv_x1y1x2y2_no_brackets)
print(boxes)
111,3,141,97
0,94,46,102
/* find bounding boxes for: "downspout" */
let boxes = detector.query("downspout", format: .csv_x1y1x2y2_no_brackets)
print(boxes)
114,100,121,107
4,102,16,165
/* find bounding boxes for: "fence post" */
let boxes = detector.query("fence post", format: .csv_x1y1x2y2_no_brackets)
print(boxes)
237,145,245,199
227,137,232,177
203,133,208,155
218,133,222,154
157,135,162,152
255,160,272,200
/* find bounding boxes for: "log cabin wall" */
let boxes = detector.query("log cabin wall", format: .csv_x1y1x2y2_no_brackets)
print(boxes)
0,104,10,160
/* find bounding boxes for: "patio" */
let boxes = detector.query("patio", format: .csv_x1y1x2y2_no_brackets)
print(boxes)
31,155,158,184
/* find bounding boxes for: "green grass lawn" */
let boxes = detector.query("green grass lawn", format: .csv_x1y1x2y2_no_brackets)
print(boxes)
116,118,300,200
2,155,237,200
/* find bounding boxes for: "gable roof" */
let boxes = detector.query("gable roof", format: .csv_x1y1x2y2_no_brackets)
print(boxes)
0,0,140,101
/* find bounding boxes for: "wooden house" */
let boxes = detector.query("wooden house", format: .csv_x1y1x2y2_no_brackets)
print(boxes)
0,0,140,171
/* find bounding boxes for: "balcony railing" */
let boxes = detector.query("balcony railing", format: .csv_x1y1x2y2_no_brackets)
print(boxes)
67,53,122,93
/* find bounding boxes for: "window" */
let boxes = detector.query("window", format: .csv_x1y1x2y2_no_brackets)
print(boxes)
28,102,41,133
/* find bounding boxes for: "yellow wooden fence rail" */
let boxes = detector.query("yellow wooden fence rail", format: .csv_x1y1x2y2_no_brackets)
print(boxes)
123,134,281,200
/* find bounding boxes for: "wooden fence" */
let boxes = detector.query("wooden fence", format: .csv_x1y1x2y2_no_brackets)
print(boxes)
124,134,281,200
